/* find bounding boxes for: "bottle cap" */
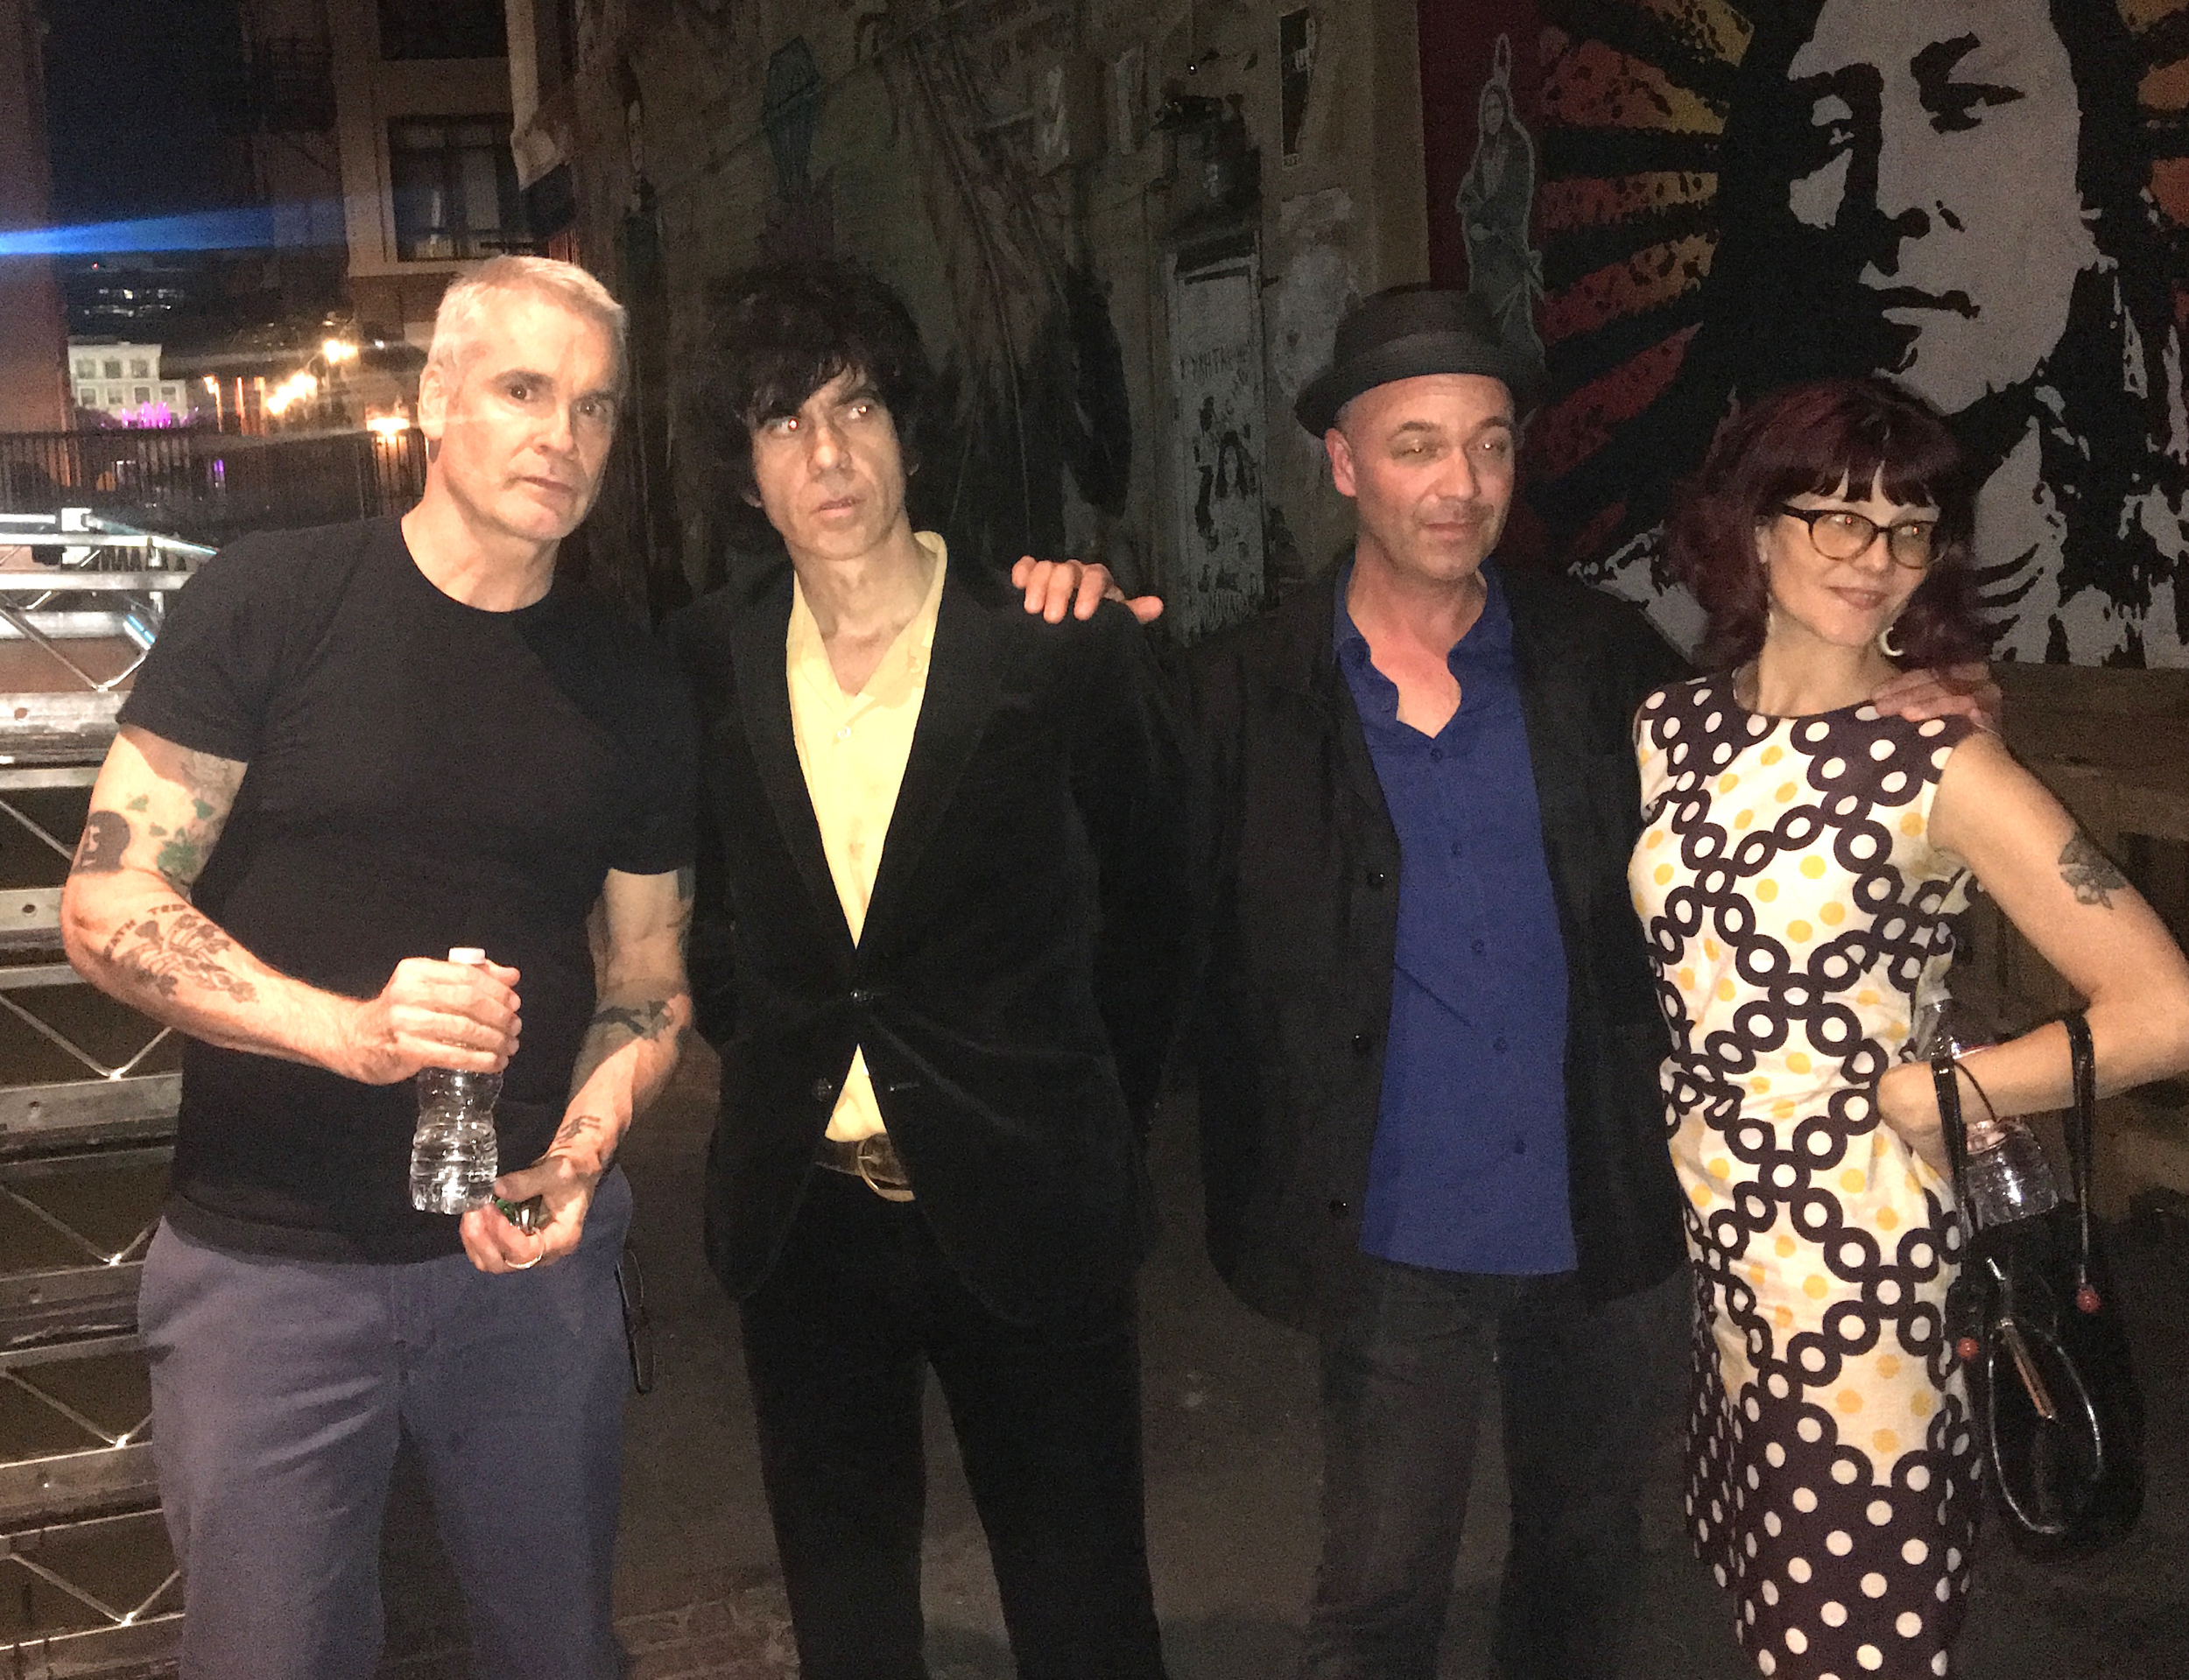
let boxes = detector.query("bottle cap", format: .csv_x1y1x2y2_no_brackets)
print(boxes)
447,946,487,965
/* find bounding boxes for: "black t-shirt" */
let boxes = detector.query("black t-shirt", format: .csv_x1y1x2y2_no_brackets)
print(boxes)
116,517,695,1262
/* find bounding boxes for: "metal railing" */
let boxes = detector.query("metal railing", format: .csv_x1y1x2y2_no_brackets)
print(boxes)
0,429,426,549
0,513,197,1670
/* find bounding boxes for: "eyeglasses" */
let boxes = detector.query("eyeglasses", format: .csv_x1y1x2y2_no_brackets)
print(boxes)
1776,504,1938,570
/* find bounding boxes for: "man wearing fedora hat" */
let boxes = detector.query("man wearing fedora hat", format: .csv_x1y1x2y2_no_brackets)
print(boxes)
1181,284,1692,1680
1016,285,1990,1678
1175,286,1992,1679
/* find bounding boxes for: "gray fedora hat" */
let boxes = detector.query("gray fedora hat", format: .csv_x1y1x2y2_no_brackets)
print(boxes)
1295,286,1544,436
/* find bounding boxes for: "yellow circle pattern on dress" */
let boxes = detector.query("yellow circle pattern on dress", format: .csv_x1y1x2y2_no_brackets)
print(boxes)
1631,677,1980,1680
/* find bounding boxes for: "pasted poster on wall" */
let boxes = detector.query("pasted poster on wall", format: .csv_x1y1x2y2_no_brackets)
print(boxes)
1420,1,2189,667
1167,238,1269,641
1452,35,1546,381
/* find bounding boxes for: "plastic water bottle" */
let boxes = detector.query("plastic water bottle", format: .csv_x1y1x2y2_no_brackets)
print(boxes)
1911,994,2060,1229
408,947,501,1214
1961,1117,2060,1229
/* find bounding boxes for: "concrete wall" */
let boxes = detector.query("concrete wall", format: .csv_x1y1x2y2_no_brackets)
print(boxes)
510,0,1431,626
0,0,70,434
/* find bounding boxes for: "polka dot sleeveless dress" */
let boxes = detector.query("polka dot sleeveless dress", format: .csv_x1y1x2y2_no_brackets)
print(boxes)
1629,677,1981,1679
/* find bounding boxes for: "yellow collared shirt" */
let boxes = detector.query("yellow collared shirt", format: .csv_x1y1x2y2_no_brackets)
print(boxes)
786,531,948,1142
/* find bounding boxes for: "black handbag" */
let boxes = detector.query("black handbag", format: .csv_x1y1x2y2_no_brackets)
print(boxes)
1935,1012,2143,1558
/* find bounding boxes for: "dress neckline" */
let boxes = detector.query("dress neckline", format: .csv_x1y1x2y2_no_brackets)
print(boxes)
1714,672,1882,727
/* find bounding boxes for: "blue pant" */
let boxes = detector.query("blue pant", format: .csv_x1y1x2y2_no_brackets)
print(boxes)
138,1170,633,1680
1303,1260,1687,1680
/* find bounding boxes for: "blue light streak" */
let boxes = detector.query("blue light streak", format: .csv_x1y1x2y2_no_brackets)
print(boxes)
0,208,280,257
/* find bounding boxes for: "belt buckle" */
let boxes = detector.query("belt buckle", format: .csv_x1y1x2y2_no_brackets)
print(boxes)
855,1134,914,1203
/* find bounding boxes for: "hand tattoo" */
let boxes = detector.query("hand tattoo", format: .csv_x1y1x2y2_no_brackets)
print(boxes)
2059,833,2129,909
101,902,257,1002
548,1111,621,1177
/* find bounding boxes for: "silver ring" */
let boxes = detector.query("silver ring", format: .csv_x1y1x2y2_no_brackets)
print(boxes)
509,1255,540,1271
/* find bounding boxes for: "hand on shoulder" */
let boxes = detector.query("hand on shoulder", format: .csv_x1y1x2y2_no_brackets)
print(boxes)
1871,661,2000,732
1010,557,1163,626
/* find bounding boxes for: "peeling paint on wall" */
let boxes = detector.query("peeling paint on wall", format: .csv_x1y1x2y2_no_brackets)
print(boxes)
1169,238,1269,639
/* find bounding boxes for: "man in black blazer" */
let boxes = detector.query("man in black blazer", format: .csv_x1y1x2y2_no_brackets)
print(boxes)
671,261,1192,1680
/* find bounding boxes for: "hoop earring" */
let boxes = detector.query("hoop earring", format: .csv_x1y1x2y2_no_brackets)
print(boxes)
1877,620,1907,660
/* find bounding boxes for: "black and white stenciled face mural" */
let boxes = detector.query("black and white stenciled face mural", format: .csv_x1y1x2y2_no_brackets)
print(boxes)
1427,0,2189,666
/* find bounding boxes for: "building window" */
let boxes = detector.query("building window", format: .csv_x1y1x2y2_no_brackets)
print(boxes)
130,358,151,378
102,359,123,379
378,0,504,61
134,387,151,406
74,359,94,379
389,119,528,262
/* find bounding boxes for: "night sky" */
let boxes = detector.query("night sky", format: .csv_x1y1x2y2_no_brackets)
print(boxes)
43,0,251,225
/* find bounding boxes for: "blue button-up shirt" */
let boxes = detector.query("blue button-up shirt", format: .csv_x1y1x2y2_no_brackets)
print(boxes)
1336,561,1577,1275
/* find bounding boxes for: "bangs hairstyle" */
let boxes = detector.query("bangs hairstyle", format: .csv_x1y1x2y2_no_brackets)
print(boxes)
696,259,933,510
1667,378,1989,672
426,256,628,392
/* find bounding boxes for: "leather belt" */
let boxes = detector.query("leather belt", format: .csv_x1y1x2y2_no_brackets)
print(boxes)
817,1132,914,1202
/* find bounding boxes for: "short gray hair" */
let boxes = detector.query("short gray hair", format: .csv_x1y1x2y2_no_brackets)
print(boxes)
426,256,629,391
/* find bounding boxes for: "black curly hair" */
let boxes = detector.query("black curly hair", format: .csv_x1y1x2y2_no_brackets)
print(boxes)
697,258,933,515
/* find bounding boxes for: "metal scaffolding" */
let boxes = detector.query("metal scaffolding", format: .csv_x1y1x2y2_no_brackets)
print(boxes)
0,510,208,1676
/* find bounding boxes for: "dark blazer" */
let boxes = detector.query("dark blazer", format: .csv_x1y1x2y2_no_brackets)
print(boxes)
672,555,1195,1327
1187,561,1689,1330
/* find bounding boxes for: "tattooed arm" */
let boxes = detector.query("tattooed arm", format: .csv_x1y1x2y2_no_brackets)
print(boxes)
1869,732,2189,1170
60,725,520,1082
458,862,691,1272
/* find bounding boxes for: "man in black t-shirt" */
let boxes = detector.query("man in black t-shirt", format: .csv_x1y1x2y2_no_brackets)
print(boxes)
60,257,695,1680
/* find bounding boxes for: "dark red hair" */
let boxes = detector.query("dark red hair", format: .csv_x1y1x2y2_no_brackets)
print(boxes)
1667,378,1988,671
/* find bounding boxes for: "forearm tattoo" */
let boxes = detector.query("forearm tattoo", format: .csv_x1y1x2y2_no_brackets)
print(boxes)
2059,833,2129,909
569,995,680,1092
594,1000,673,1040
101,902,257,1002
550,1110,612,1153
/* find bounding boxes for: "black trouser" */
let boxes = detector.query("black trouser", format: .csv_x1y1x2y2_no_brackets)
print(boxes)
1304,1258,1687,1680
738,1169,1169,1680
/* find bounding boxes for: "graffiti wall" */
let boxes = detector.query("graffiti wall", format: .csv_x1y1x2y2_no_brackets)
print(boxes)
1421,1,2189,667
1167,238,1270,641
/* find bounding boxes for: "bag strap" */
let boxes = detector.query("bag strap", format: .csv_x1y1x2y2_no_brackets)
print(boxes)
1931,1042,1975,1225
2063,1009,2098,1285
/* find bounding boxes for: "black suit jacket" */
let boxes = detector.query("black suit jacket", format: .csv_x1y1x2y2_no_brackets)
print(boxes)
672,556,1195,1326
1186,561,1690,1329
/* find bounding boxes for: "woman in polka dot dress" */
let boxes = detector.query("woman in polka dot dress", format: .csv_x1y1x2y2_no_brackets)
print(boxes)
1628,380,2189,1680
